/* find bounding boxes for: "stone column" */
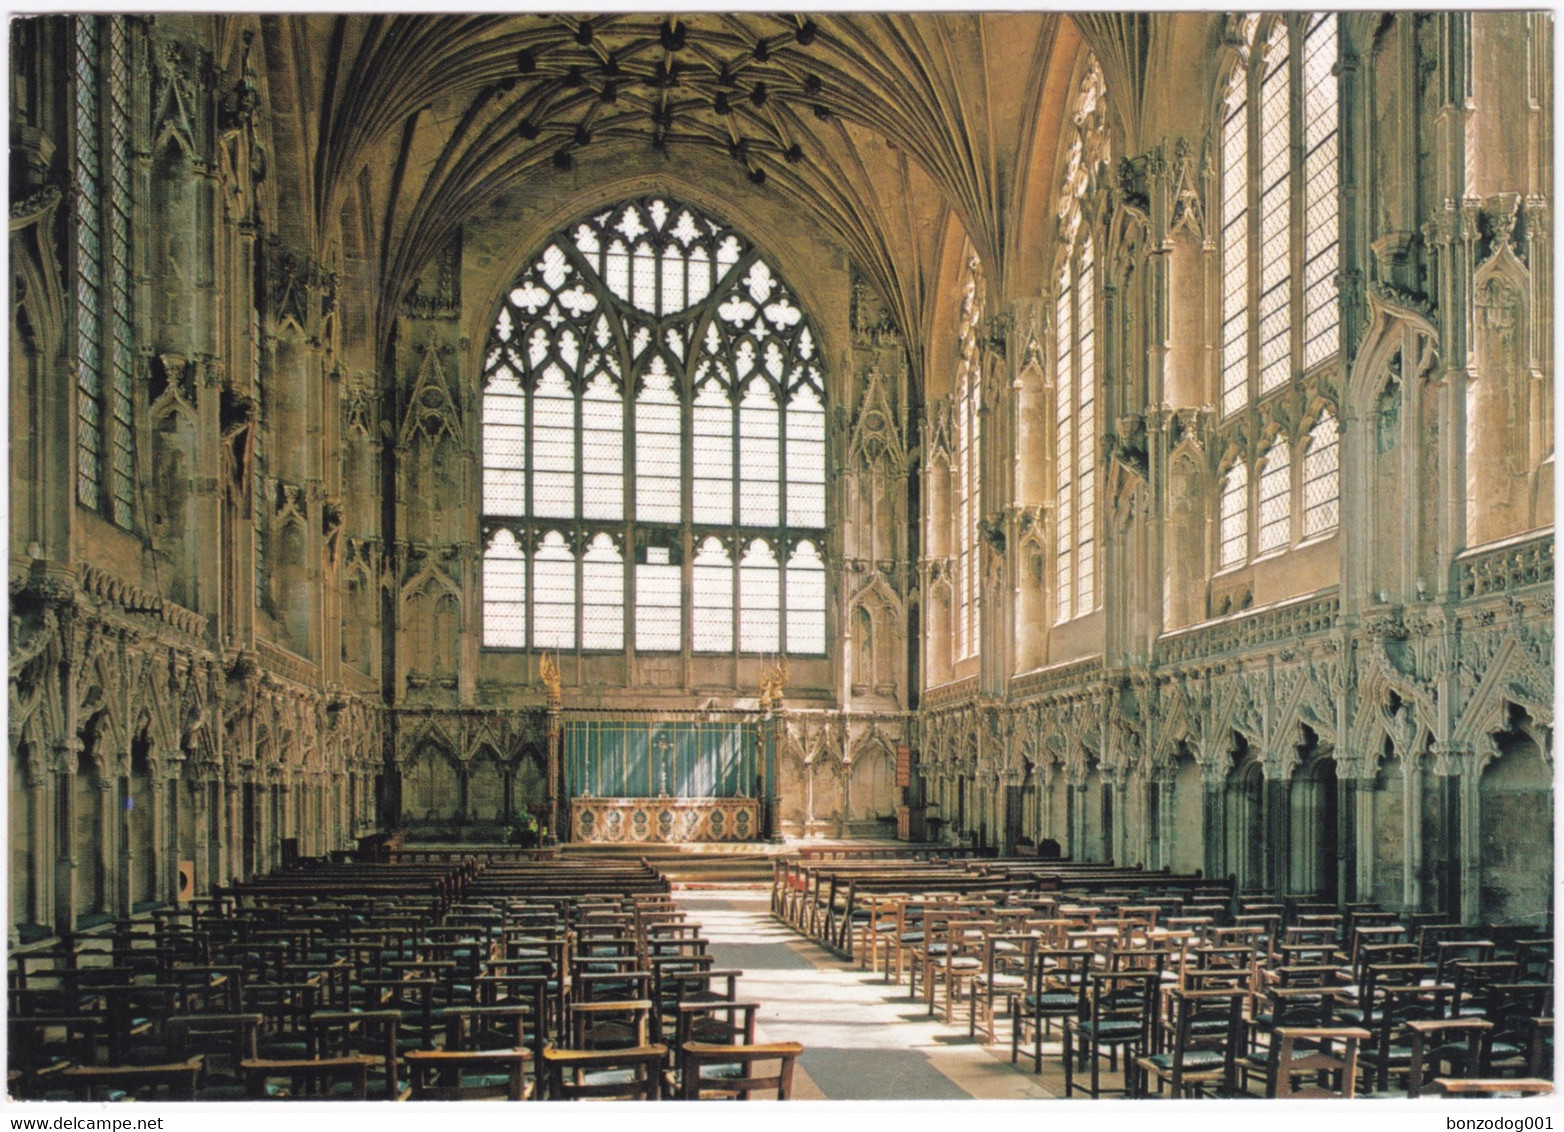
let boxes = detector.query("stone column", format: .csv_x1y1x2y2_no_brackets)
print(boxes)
1457,757,1482,926
1402,751,1424,913
53,743,81,935
1354,774,1377,905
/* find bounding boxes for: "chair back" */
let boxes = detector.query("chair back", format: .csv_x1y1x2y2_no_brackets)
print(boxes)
1267,1027,1371,1098
680,1041,804,1100
404,1048,528,1100
542,1044,667,1100
239,1055,373,1100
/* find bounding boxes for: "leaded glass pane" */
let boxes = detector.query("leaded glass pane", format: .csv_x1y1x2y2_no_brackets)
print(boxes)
482,530,528,648
636,551,682,651
581,534,624,649
692,382,733,524
738,540,780,653
1257,440,1292,552
75,15,104,511
1220,462,1249,568
739,379,779,526
785,384,826,528
1302,414,1340,536
692,539,734,653
1302,13,1339,370
532,532,576,649
635,359,681,523
1257,22,1291,395
785,541,826,655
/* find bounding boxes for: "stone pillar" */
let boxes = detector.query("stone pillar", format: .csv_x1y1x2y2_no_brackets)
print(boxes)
1457,761,1481,926
1402,751,1424,913
1203,776,1226,881
54,753,78,935
28,767,51,928
1354,775,1377,904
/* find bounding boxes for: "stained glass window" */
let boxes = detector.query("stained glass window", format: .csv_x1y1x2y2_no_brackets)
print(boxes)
482,197,827,655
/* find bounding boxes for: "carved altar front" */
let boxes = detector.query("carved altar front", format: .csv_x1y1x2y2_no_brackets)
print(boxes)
570,797,759,843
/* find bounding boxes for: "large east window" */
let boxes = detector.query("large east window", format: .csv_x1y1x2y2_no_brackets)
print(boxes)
481,197,827,655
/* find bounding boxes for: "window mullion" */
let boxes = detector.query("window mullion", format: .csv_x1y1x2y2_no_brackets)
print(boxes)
1289,16,1305,389
1247,50,1262,410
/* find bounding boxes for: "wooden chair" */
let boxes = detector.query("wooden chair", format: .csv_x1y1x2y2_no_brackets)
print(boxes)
1063,969,1160,1098
1432,1077,1554,1097
567,998,652,1051
61,1057,204,1101
404,1048,529,1100
680,1042,803,1100
164,1012,264,1100
1241,985,1348,1094
1359,983,1457,1094
7,1014,104,1097
970,932,1034,1043
1136,988,1245,1098
1267,1027,1371,1098
1406,1017,1493,1097
310,1009,405,1100
1011,947,1091,1074
240,1055,373,1100
541,1044,666,1100
928,914,992,1023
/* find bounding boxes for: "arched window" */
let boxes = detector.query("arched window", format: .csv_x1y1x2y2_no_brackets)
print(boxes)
1220,460,1249,569
1054,57,1107,622
1220,13,1339,415
74,14,135,527
1257,436,1292,554
1302,411,1340,537
954,251,984,659
480,196,828,657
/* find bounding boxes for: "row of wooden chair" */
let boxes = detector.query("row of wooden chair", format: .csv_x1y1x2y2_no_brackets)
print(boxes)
10,858,803,1102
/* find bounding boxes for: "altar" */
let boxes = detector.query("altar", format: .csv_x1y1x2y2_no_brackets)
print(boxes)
570,797,759,844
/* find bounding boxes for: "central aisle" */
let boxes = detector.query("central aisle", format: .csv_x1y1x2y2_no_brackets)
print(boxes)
675,889,1056,1101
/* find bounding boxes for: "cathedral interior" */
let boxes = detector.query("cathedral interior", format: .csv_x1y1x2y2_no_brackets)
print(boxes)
8,10,1554,954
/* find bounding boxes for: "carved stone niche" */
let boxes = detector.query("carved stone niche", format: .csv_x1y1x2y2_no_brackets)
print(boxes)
1209,574,1253,620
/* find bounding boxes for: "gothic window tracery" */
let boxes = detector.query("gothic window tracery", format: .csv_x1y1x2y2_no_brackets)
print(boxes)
480,196,828,656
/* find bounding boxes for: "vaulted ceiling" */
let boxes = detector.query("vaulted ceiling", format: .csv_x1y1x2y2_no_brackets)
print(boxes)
236,13,1214,374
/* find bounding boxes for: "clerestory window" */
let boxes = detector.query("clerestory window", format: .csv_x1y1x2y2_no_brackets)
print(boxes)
481,196,827,656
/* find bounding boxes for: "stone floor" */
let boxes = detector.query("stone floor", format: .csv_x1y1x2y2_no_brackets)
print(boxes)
676,888,1061,1101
